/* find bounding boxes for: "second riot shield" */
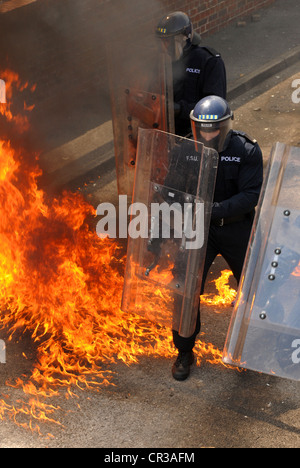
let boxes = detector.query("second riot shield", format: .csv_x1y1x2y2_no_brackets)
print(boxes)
223,143,300,381
107,42,174,196
121,128,218,338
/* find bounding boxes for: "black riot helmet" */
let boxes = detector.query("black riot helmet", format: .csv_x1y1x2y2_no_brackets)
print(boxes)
156,11,201,61
190,96,234,152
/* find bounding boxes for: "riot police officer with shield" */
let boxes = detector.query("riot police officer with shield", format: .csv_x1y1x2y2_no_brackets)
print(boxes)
156,11,227,137
172,96,264,381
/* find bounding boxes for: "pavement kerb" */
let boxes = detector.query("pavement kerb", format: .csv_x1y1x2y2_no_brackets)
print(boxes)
227,44,300,100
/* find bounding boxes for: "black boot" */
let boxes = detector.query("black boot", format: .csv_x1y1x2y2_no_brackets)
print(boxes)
172,351,194,381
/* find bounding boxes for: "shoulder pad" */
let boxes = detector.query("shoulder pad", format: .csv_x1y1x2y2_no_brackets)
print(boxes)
232,130,257,145
200,46,221,58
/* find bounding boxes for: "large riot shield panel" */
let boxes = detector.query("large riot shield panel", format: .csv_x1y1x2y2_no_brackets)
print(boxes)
223,143,300,381
107,43,174,196
121,128,218,338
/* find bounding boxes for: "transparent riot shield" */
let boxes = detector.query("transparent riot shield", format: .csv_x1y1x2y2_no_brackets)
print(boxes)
223,143,300,381
107,42,174,196
121,128,218,338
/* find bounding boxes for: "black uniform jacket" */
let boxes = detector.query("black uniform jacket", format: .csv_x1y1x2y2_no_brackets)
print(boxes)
164,131,263,221
212,131,263,221
173,45,227,136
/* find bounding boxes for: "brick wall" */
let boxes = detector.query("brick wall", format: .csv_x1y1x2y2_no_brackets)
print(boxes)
159,0,276,36
81,0,275,35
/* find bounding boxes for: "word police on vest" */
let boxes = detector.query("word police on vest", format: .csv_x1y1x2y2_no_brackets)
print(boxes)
186,67,201,74
221,156,241,163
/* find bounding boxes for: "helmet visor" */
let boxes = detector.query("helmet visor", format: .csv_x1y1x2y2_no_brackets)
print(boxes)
160,34,187,61
191,117,233,152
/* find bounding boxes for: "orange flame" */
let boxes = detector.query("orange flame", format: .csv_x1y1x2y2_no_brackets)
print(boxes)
292,261,300,277
0,69,34,131
0,69,235,436
201,269,237,308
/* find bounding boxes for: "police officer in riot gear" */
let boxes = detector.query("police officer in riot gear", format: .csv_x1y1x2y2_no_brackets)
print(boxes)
172,95,264,381
156,12,227,137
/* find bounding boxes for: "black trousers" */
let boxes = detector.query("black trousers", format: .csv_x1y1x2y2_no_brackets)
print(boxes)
173,219,253,352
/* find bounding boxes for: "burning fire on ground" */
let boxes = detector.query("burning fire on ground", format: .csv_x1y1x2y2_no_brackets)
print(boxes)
0,70,236,437
201,268,237,307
